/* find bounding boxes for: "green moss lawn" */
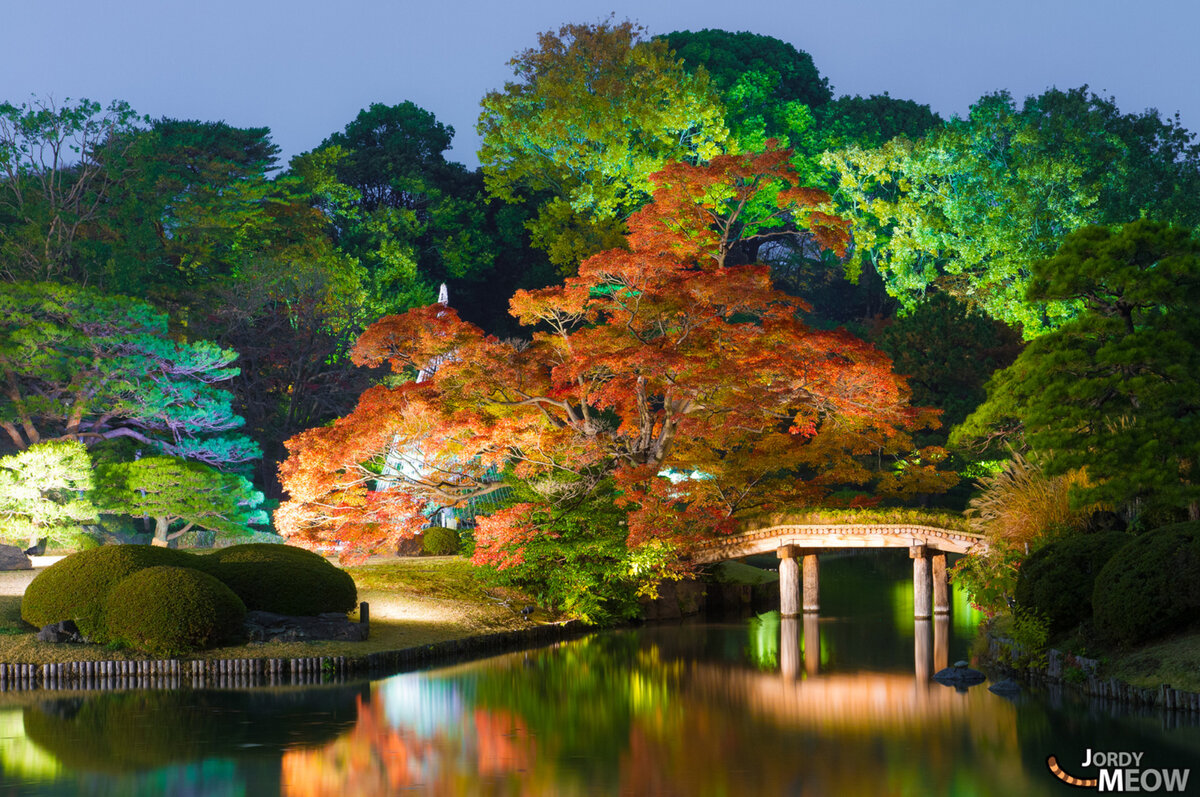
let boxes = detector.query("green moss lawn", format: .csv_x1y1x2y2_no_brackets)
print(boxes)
0,556,555,664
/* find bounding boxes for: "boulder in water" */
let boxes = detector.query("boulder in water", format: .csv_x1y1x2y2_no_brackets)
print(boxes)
933,662,987,688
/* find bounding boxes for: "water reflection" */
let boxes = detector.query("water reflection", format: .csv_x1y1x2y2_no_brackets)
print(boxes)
1,554,1198,795
276,632,1200,796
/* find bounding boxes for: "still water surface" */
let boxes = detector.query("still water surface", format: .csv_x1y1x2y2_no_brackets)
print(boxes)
0,553,1197,795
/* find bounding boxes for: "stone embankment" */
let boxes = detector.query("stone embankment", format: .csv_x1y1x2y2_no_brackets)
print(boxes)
988,635,1200,714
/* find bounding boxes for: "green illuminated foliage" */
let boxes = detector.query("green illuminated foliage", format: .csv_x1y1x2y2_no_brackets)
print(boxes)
824,92,1094,334
0,281,259,468
299,102,507,319
97,118,289,305
0,440,97,547
661,29,830,153
478,19,730,271
825,87,1200,335
957,220,1200,519
93,456,266,546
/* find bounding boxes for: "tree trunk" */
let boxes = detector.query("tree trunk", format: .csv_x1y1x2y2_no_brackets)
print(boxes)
152,516,170,547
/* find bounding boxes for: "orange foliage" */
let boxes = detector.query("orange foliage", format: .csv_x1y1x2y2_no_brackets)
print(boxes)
276,148,955,561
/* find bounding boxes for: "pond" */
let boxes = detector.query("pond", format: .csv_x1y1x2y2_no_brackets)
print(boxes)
0,553,1197,795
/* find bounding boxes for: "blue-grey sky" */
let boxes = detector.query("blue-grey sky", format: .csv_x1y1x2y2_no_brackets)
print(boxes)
4,0,1197,168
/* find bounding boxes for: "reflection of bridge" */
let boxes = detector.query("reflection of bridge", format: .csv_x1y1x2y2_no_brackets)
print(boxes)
690,522,988,619
777,615,950,683
691,616,993,735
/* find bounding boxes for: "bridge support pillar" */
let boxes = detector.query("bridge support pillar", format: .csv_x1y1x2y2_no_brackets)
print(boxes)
778,546,819,616
910,545,932,619
932,554,950,615
802,552,819,613
778,546,801,617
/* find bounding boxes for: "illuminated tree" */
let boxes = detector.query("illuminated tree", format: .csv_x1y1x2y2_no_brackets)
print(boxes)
277,148,954,567
478,19,730,271
0,440,97,547
97,118,292,307
955,220,1200,520
94,456,265,546
0,281,259,468
661,29,830,153
825,88,1200,335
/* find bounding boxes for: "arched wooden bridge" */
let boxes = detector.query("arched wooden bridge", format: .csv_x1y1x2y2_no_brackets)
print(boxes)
689,521,988,620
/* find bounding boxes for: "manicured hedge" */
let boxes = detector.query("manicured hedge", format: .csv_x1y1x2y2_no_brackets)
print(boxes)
422,526,460,556
1092,522,1200,646
1014,531,1130,635
21,545,199,639
203,543,357,616
102,566,246,656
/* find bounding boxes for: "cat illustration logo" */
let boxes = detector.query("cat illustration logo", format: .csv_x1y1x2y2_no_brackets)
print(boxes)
1046,756,1097,788
1047,752,1192,792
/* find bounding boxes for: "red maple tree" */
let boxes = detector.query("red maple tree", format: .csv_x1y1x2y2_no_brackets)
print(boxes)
276,146,953,563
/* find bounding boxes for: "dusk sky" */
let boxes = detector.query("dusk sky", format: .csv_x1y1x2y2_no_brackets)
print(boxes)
4,0,1197,168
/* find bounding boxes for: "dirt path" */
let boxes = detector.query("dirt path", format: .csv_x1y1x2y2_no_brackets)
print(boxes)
0,568,39,597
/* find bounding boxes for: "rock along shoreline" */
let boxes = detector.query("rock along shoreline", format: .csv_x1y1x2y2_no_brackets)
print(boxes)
987,634,1200,714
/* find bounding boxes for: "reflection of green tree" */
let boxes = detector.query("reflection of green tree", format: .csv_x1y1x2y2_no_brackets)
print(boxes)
471,633,679,788
22,686,364,774
0,708,64,782
747,612,780,670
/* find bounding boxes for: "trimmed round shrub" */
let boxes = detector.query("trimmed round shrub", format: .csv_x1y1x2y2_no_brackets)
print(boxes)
422,526,460,556
21,545,200,638
1014,531,1130,635
202,543,356,616
103,566,246,656
1093,522,1200,646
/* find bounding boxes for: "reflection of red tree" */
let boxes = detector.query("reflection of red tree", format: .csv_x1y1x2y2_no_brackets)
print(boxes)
282,693,438,796
474,709,535,776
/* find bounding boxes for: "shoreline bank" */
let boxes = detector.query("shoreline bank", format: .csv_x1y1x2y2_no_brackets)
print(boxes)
0,618,592,693
986,634,1200,714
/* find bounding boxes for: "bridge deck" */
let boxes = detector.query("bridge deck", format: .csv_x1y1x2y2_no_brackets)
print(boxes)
690,524,986,564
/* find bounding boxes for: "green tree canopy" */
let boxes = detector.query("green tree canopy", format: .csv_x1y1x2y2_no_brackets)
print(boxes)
661,29,830,153
954,220,1200,520
825,88,1200,335
874,292,1022,437
478,18,730,271
94,456,265,546
297,101,499,318
0,440,97,547
0,281,259,468
0,96,144,283
97,118,292,307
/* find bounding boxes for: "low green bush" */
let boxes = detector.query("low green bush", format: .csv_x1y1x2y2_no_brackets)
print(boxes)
21,545,199,639
1014,530,1130,636
422,526,460,556
1093,522,1200,646
203,543,356,616
102,566,246,656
